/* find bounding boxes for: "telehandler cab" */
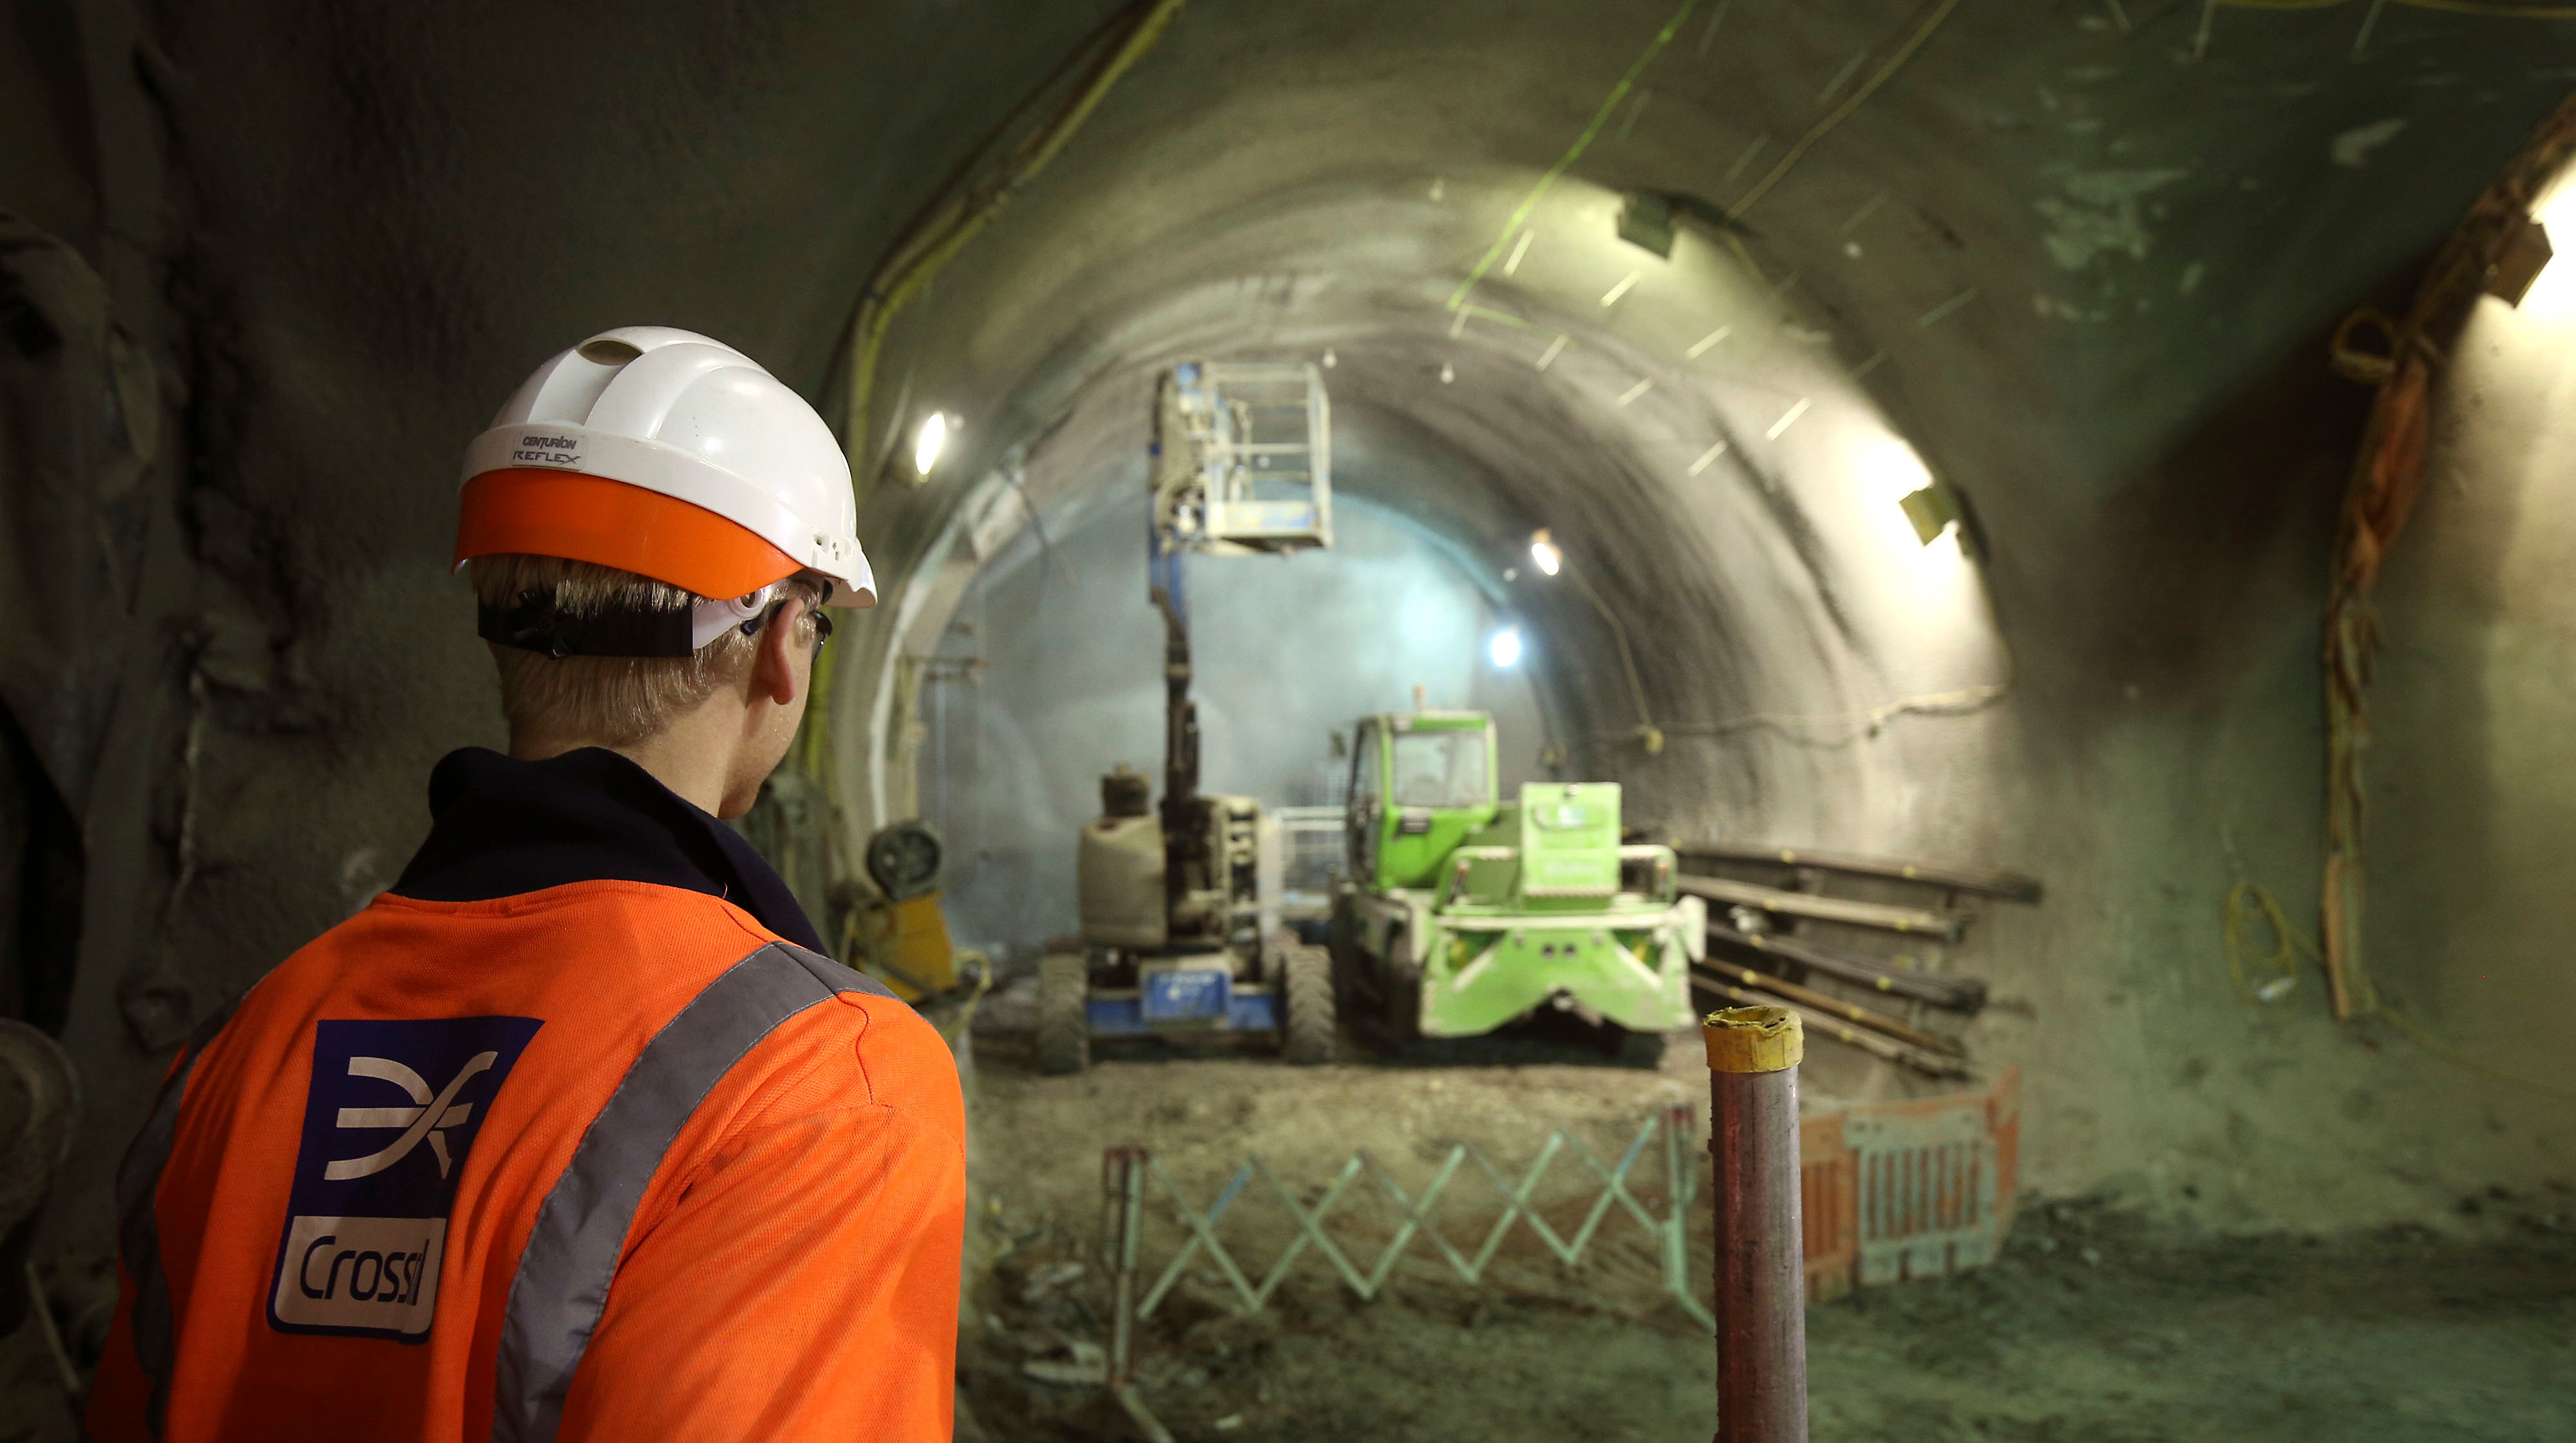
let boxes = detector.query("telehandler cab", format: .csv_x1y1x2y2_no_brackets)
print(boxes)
1329,710,1702,1059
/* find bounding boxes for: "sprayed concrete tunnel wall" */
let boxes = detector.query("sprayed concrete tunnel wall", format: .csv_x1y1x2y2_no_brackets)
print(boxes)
922,493,1548,959
2363,172,2576,1127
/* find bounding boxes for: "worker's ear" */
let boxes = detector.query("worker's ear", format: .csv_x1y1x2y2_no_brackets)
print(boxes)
747,598,807,708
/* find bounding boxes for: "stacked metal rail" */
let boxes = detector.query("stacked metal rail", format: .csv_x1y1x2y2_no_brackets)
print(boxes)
1671,841,2040,1079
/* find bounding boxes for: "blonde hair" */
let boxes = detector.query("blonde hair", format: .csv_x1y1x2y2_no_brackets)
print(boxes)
470,554,822,748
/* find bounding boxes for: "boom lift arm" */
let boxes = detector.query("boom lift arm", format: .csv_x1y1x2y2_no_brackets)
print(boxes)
1146,361,1333,941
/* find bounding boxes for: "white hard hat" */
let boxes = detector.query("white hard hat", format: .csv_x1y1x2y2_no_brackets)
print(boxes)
455,325,875,607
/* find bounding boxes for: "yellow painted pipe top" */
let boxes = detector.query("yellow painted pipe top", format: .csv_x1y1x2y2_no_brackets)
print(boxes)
1703,1006,1803,1074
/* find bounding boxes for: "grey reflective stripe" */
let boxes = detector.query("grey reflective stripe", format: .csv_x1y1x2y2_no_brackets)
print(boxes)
115,989,249,1442
491,943,893,1442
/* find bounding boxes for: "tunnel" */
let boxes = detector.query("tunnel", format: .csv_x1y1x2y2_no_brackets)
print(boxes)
6,1,2576,1438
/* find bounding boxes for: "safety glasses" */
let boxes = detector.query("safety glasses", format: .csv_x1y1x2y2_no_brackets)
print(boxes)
743,600,834,654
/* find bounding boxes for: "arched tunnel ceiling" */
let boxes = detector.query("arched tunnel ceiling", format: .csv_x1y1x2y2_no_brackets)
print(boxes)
93,0,2563,675
114,0,2568,616
860,0,2567,503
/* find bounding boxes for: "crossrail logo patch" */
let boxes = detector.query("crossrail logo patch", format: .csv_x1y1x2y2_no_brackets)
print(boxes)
268,1016,542,1341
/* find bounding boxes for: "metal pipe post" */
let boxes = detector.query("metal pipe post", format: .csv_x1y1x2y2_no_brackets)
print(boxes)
1705,1006,1808,1443
1662,1103,1687,1300
1100,1146,1173,1443
1101,1146,1146,1389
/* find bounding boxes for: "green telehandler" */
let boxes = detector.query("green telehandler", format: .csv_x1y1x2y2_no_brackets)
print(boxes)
1329,710,1703,1059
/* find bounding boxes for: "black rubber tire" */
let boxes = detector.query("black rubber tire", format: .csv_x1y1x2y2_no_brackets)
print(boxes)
1609,1026,1668,1068
1036,950,1090,1076
1327,903,1362,1010
1281,944,1337,1065
1381,928,1422,1050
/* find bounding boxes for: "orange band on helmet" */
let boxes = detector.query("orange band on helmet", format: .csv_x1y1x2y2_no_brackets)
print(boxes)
453,468,800,601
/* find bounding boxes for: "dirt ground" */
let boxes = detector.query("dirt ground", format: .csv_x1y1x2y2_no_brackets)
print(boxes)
958,1016,2576,1443
5,1018,2568,1443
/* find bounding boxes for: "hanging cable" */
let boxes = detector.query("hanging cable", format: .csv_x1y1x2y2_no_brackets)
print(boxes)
783,0,1189,962
1562,559,1665,754
2374,997,2576,1097
1636,676,2011,748
2221,882,2576,1099
2221,882,2307,1005
840,0,1191,475
1448,0,1699,317
1726,0,1964,223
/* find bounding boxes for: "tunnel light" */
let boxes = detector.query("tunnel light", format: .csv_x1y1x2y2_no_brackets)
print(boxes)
2519,173,2576,319
1859,440,1963,548
2489,218,2554,308
1899,482,1964,547
1618,190,1732,259
1488,627,1524,668
1618,193,1677,258
913,413,950,476
1529,529,1562,577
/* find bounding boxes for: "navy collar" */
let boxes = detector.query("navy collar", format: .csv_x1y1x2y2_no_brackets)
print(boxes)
390,746,825,953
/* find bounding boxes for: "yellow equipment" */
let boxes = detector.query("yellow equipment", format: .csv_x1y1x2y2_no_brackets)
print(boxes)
857,892,960,1002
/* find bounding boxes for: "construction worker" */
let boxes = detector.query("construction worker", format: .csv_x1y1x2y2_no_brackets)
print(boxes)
89,327,965,1442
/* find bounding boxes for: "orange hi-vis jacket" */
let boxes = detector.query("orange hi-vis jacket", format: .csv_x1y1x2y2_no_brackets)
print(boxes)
89,748,967,1442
